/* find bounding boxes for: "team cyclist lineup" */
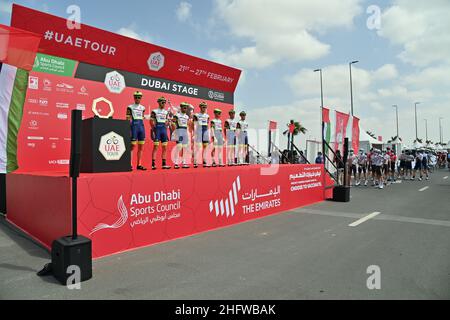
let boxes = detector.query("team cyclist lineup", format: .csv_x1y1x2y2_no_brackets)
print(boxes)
127,91,250,170
346,147,439,189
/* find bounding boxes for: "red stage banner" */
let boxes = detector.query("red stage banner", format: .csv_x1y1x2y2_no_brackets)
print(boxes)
352,116,360,152
10,4,241,93
334,111,350,154
0,24,41,71
7,165,328,258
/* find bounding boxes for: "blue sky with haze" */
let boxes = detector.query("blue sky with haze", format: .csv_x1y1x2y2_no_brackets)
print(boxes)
1,0,449,149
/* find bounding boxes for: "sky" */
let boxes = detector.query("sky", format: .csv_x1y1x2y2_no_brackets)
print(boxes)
1,0,449,150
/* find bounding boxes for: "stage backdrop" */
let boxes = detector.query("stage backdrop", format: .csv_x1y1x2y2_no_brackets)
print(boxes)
10,4,241,172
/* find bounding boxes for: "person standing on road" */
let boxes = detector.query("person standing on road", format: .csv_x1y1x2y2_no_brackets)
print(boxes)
405,150,414,180
382,150,391,185
357,149,368,186
349,150,358,186
389,148,397,182
399,150,406,179
315,152,324,164
422,150,430,180
412,150,423,181
373,149,384,189
334,149,344,185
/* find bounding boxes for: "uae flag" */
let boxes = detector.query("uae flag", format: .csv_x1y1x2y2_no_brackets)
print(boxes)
0,24,40,173
322,107,331,153
0,63,29,173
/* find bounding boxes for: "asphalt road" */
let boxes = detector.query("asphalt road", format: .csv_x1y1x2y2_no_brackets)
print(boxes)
1,169,449,300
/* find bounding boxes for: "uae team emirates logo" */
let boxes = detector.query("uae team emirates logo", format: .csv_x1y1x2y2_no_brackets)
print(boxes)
90,196,128,235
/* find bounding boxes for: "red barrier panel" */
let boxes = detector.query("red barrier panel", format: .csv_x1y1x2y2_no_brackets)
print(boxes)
7,164,327,258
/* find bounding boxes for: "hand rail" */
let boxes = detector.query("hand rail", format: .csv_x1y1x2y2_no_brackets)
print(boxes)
291,142,310,164
248,145,271,164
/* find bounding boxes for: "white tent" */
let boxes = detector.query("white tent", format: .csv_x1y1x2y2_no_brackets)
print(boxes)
358,127,383,153
412,141,423,149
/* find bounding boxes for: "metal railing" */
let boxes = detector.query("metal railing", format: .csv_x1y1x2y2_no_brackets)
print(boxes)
323,140,344,185
291,142,310,164
271,144,291,164
248,145,271,164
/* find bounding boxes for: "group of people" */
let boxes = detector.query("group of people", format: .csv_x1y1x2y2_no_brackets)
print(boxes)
332,147,440,189
126,91,250,170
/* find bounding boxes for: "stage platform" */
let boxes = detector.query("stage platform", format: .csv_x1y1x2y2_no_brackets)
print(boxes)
6,164,333,258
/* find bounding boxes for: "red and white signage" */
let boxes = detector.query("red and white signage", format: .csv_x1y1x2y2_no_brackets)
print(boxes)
11,4,241,93
7,165,327,258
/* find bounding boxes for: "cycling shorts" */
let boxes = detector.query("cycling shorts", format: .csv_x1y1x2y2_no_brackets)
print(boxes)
153,123,168,145
131,120,145,144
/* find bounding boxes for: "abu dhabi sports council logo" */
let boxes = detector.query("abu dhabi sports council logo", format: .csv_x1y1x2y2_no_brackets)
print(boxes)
209,176,241,218
90,196,128,235
147,52,165,72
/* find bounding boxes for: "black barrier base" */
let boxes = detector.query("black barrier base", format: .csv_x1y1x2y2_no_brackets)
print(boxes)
0,173,6,215
51,236,92,285
332,186,350,202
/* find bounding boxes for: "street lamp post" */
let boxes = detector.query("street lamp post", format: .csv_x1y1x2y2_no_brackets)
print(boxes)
314,68,325,160
439,117,444,144
414,102,420,140
424,119,428,141
314,68,327,196
393,105,399,138
349,61,359,116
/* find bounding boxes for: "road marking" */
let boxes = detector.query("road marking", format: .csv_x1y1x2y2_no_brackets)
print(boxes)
419,186,429,192
295,208,450,228
349,212,381,227
444,176,448,180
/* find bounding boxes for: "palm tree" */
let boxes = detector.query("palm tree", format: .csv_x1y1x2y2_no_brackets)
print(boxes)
366,131,377,139
283,120,307,150
388,135,402,143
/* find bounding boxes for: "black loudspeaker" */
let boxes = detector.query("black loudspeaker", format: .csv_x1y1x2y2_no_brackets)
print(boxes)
343,138,349,163
70,110,82,178
333,186,350,202
51,236,92,285
46,110,92,285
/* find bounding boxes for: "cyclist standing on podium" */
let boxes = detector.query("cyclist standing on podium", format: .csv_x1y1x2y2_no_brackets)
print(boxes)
150,96,171,170
224,110,237,166
237,111,249,165
126,91,147,171
193,102,210,168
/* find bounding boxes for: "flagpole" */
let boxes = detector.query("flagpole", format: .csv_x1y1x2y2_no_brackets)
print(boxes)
315,68,327,198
